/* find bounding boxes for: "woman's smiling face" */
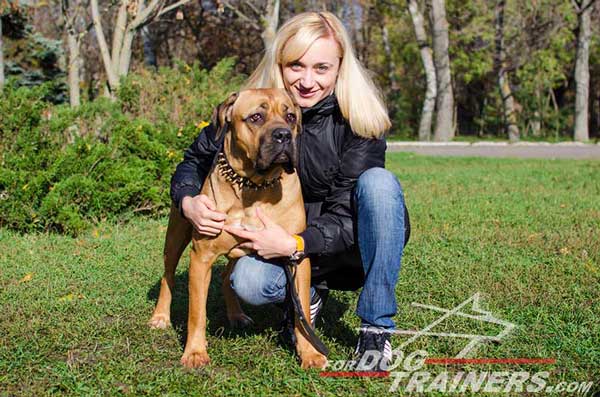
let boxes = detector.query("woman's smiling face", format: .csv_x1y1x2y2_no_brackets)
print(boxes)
282,36,341,108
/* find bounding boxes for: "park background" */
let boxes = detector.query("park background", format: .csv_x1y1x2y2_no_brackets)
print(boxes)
0,1,599,396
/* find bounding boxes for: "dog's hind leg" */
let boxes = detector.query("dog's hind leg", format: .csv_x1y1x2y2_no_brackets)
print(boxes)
149,203,192,329
222,259,254,328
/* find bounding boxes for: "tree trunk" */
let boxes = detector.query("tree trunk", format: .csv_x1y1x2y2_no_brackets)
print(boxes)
429,0,454,141
408,0,437,141
261,0,280,50
91,0,191,91
574,0,593,142
118,28,135,76
67,31,81,107
111,0,128,74
91,0,119,93
381,24,397,90
494,0,519,142
0,18,4,89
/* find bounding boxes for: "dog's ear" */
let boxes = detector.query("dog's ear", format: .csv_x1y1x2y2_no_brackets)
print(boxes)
212,92,239,140
285,91,302,173
288,92,303,135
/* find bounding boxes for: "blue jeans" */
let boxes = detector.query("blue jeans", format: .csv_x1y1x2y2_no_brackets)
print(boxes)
230,167,407,329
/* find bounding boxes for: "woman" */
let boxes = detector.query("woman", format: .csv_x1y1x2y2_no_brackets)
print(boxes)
170,11,410,371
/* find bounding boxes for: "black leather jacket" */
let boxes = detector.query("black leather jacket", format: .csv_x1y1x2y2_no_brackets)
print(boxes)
170,94,410,289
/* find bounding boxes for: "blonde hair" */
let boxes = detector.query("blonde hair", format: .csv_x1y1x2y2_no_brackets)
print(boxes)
244,11,391,139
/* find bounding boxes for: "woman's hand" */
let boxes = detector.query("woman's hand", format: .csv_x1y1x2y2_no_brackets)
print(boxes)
181,194,227,236
223,207,297,259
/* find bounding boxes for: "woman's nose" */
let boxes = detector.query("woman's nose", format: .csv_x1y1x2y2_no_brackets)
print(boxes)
300,70,314,87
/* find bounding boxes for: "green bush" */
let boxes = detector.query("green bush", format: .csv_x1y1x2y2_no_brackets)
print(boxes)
0,59,243,235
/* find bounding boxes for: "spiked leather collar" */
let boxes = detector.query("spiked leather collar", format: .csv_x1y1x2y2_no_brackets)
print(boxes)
216,152,281,190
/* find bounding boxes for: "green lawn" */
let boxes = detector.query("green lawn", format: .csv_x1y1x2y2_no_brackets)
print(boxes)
1,153,599,396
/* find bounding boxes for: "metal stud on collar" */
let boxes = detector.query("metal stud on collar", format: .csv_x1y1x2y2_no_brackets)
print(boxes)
216,152,281,191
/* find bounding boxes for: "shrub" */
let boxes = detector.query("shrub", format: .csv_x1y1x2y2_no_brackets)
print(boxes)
0,59,243,235
117,57,244,132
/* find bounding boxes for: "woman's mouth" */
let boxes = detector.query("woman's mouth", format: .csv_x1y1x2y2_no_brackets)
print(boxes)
296,86,318,98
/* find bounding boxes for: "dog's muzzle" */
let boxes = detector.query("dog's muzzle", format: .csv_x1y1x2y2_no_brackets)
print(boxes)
256,128,297,174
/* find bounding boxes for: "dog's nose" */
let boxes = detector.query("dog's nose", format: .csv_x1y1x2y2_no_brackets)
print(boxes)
272,128,292,144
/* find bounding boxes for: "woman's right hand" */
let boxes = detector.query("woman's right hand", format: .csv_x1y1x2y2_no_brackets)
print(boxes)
181,195,227,236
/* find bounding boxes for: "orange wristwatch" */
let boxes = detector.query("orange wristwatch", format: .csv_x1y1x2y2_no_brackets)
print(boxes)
289,234,306,262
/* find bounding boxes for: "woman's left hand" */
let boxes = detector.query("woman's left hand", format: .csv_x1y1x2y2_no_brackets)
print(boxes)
223,207,297,259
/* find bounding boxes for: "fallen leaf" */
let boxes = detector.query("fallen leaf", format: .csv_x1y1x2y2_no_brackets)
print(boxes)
59,293,75,302
19,273,34,283
58,293,85,302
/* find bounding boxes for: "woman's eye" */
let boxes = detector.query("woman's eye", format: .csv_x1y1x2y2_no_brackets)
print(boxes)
286,113,297,124
290,62,302,71
248,113,263,123
317,65,329,72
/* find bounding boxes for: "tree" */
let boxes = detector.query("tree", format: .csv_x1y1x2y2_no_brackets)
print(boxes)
494,0,519,141
90,0,193,95
61,0,90,107
407,0,436,141
573,0,595,141
221,0,281,50
262,0,280,50
429,0,454,141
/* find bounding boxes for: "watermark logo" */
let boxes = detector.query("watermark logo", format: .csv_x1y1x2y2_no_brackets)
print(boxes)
320,293,594,394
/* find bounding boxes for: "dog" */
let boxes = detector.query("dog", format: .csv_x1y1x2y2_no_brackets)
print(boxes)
148,89,328,369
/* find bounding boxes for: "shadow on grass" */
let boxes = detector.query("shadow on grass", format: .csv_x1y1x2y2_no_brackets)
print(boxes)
146,262,357,353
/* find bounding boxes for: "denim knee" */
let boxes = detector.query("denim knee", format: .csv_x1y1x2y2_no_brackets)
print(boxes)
355,167,404,203
229,256,287,306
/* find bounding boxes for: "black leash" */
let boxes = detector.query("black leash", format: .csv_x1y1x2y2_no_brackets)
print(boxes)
283,262,329,357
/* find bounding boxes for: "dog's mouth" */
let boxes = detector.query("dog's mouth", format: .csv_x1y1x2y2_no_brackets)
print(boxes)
256,140,297,175
273,151,291,164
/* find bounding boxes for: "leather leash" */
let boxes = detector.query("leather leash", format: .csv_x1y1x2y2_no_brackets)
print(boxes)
283,262,329,357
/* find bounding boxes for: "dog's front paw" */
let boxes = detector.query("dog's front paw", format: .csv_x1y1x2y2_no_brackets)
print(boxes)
300,352,328,369
148,313,171,329
181,350,211,368
227,312,255,328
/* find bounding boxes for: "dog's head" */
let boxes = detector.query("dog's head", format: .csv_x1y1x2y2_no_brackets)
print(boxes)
212,89,302,175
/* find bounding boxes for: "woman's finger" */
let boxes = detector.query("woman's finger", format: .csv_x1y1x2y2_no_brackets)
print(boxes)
255,207,274,227
197,228,218,236
199,218,225,230
206,209,227,222
199,194,217,210
223,225,255,239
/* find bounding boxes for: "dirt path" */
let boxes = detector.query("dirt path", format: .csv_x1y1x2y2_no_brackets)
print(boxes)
386,142,600,159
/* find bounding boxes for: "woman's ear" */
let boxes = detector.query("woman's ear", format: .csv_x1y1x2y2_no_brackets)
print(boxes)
211,92,239,139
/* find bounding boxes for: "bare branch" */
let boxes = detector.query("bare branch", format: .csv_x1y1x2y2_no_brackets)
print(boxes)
222,0,261,30
242,0,261,16
157,0,193,18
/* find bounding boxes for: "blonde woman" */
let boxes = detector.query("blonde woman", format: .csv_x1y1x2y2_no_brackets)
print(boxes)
171,11,410,371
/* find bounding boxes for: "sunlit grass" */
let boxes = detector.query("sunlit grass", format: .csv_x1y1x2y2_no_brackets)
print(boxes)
1,153,598,396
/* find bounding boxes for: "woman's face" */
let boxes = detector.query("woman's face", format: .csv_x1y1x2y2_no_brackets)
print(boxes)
282,36,341,108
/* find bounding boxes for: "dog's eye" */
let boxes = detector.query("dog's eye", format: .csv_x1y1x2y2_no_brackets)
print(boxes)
248,113,263,123
286,113,297,124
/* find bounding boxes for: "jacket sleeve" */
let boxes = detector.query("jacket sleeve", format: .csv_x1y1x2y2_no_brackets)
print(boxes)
299,132,386,255
170,123,223,212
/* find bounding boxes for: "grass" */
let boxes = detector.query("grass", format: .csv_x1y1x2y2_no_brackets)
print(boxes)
1,152,599,396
